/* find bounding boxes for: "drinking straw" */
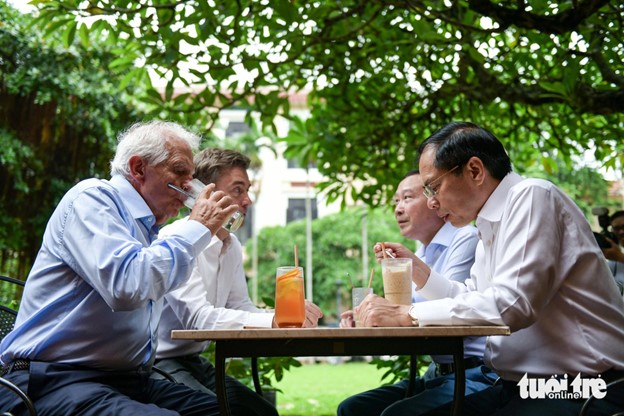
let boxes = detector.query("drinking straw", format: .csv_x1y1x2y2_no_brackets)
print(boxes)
380,242,388,260
367,267,375,289
294,244,299,268
346,272,355,289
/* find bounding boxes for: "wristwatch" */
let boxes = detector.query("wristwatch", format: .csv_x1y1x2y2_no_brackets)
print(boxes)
408,305,419,326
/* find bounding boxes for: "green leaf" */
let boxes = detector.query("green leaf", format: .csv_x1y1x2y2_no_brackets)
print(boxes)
272,0,298,25
41,16,73,38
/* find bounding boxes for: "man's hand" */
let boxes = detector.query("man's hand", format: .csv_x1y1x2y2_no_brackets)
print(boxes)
303,300,323,328
373,242,416,262
188,184,240,235
356,294,412,327
339,310,355,328
602,238,624,263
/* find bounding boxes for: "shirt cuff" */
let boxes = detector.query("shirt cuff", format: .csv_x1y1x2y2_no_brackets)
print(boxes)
173,219,213,255
409,298,454,326
408,305,420,326
417,269,454,299
245,312,275,328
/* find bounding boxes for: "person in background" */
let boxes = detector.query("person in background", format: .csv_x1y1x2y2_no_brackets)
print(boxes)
338,170,496,416
359,121,624,415
609,210,624,244
602,210,624,292
0,120,238,415
155,148,323,416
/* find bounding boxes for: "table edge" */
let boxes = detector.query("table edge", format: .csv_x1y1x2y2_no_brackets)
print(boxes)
171,326,511,340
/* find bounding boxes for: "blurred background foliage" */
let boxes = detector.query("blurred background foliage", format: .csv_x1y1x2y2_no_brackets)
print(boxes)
1,0,622,395
1,0,622,287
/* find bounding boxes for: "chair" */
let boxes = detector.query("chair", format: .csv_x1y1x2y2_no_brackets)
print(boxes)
578,376,624,416
0,275,36,416
152,365,177,383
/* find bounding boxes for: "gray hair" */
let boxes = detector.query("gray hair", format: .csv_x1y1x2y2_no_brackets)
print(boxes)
110,120,202,178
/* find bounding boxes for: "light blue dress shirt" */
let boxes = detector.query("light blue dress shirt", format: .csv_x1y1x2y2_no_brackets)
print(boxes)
412,222,483,362
0,175,212,371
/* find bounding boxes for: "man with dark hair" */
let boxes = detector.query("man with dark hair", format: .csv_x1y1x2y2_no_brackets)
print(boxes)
362,121,624,415
155,148,323,416
338,170,495,416
610,210,624,243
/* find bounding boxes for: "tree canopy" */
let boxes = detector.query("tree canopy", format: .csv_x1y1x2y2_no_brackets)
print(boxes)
0,2,142,278
28,0,624,207
2,0,622,278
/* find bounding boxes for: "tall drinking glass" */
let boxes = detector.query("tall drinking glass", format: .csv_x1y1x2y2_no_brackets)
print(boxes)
167,179,244,232
351,287,373,327
381,258,412,305
275,266,305,328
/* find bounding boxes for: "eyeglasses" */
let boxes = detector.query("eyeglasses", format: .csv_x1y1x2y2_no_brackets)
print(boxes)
422,165,460,200
612,225,624,232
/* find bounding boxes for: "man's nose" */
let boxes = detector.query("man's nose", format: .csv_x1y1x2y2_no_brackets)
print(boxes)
394,203,403,216
240,192,253,208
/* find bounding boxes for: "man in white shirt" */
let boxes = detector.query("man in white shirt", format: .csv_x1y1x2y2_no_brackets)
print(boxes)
155,148,323,416
359,122,624,415
338,171,495,416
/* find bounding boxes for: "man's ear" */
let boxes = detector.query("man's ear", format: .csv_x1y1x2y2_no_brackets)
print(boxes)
128,155,146,185
466,156,486,186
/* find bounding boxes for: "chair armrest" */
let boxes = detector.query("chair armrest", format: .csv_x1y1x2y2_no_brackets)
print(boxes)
152,366,177,383
0,376,36,416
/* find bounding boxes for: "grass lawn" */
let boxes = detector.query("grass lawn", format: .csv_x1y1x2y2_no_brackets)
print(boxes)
272,361,389,416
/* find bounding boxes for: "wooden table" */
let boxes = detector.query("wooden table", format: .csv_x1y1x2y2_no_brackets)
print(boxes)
172,326,510,416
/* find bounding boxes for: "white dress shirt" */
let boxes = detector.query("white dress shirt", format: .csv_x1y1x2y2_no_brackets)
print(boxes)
412,172,624,381
156,217,273,358
413,223,483,362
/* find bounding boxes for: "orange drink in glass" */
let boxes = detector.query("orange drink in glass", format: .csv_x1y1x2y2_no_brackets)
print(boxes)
275,266,305,328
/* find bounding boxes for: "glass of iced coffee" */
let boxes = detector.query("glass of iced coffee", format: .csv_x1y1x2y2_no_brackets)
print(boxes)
381,258,412,305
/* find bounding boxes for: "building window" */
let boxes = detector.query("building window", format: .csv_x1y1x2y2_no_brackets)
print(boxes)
287,198,318,223
287,158,317,169
225,121,250,138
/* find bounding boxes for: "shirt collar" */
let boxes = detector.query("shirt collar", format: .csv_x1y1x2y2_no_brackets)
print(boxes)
477,172,523,225
416,222,456,258
430,222,457,248
109,175,156,228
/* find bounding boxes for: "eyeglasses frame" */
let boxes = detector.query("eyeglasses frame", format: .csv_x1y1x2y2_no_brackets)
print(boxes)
422,165,460,200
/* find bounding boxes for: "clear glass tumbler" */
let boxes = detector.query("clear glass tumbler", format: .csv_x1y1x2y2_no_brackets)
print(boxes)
168,178,244,232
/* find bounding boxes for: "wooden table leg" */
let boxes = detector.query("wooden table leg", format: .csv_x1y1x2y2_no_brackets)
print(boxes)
451,343,465,416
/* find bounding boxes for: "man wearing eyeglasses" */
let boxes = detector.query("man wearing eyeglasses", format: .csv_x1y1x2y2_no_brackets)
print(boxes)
338,170,498,416
359,122,624,415
610,211,624,243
